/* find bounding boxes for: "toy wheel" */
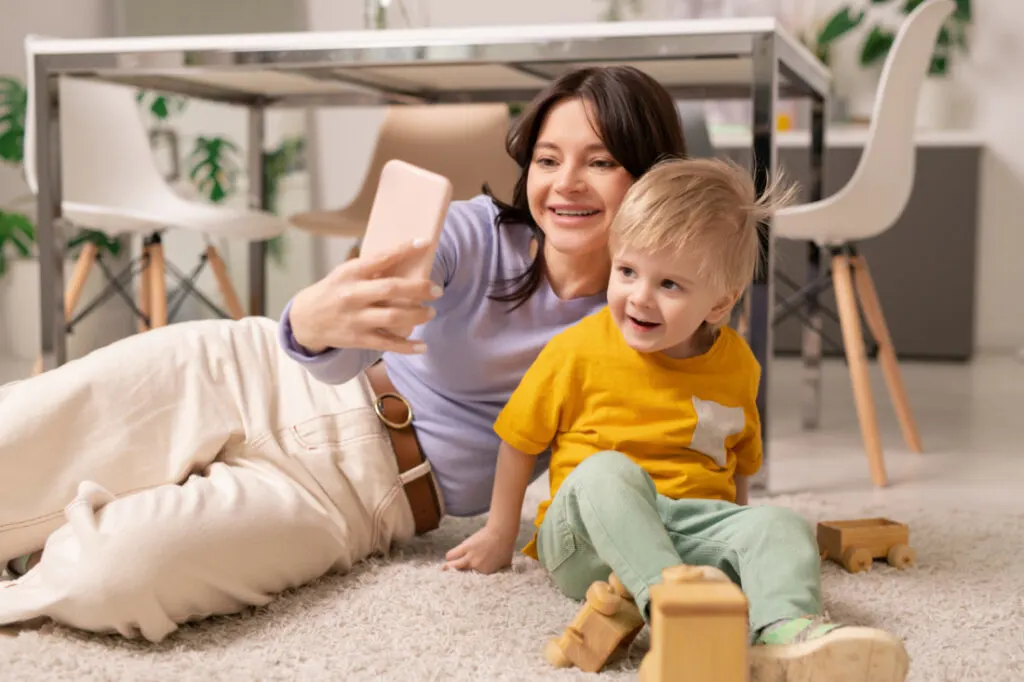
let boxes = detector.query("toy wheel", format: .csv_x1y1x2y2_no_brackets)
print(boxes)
544,638,571,668
887,544,915,569
842,547,872,573
608,573,632,600
586,581,622,615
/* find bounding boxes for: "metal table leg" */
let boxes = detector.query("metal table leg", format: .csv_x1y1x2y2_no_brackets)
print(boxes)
247,105,267,317
801,95,827,430
748,34,778,494
34,56,66,371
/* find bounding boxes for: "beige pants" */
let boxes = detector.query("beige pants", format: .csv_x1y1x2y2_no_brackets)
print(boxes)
0,317,416,642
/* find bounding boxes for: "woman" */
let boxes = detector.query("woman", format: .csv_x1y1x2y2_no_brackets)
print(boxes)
0,65,685,643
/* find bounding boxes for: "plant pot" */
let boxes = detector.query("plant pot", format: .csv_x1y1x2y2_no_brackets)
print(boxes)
916,75,955,130
0,256,136,363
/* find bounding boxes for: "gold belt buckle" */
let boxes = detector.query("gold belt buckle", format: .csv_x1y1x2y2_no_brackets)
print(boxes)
374,392,413,430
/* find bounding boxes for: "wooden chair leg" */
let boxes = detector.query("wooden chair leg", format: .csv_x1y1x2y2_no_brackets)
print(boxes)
851,255,923,453
205,245,245,320
138,244,152,333
832,253,887,487
32,242,99,375
148,242,168,328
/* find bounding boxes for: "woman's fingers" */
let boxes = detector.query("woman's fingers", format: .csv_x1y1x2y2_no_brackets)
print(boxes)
360,303,436,334
341,276,442,310
348,238,433,280
369,328,427,355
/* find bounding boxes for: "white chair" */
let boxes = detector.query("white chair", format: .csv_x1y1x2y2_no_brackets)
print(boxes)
772,0,955,486
23,34,286,361
290,103,518,257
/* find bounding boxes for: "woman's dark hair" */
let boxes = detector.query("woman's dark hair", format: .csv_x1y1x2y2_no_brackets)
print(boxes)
484,65,687,310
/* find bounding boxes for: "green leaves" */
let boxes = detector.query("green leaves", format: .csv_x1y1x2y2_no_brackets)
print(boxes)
188,136,240,204
598,0,643,23
860,24,897,66
136,90,187,122
904,0,970,20
66,229,121,259
0,76,27,165
0,210,34,277
261,136,305,267
818,7,865,45
817,0,971,73
814,6,865,63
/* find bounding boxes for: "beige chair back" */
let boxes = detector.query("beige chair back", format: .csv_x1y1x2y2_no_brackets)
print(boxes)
292,103,519,237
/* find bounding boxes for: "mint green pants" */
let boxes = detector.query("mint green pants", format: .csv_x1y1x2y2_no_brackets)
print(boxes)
535,451,822,641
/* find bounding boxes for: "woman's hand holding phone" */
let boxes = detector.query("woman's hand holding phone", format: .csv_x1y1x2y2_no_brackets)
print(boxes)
289,238,443,355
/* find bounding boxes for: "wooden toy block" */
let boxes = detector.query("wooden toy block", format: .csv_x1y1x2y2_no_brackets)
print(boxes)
544,573,645,673
639,565,749,682
817,517,915,573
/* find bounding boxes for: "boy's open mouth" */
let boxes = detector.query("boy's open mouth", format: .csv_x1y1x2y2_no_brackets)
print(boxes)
628,315,660,330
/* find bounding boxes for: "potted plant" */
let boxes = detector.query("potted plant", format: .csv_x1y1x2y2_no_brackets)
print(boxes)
0,75,135,364
187,132,296,266
597,0,643,22
811,0,971,127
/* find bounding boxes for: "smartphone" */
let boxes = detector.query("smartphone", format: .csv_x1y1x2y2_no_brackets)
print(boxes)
359,159,453,280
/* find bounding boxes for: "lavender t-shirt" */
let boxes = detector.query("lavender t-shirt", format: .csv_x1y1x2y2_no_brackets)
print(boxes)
279,195,607,516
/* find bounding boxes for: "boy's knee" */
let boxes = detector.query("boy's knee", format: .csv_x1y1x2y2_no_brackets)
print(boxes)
748,506,816,547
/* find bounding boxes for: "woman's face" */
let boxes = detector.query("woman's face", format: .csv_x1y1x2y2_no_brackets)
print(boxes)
526,98,635,260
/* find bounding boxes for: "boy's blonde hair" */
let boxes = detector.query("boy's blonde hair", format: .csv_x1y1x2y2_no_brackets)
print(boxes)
610,156,797,296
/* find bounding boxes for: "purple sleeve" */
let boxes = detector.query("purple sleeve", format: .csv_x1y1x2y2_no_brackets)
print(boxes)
276,197,485,385
276,298,380,385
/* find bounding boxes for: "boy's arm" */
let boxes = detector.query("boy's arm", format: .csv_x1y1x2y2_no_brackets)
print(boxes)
735,475,749,505
443,441,535,573
733,362,764,482
444,336,573,574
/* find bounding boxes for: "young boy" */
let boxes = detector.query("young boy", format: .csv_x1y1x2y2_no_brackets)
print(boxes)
446,157,910,682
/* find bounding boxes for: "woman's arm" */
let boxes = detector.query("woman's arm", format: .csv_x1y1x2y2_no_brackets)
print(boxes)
281,197,491,385
443,441,536,573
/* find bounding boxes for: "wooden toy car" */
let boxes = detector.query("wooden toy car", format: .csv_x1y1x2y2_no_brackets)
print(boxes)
639,565,749,682
544,573,645,673
817,517,916,573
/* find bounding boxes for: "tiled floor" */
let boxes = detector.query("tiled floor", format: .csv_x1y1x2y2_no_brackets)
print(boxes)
759,352,1024,515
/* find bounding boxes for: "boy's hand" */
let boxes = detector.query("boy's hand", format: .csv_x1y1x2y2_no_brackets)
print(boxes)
443,523,517,574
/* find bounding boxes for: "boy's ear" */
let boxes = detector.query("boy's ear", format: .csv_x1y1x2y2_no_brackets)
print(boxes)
705,288,743,325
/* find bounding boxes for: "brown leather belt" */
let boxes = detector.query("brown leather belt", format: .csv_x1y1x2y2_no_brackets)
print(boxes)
364,361,443,535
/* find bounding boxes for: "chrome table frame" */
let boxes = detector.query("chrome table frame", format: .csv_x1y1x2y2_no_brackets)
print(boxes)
28,19,830,492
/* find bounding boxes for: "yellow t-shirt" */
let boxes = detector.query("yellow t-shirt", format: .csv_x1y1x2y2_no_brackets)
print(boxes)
494,307,762,560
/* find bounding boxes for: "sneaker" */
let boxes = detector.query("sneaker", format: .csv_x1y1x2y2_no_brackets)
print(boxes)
750,616,910,682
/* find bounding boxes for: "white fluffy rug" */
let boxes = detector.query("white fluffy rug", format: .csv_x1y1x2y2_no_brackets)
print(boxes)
2,480,1023,682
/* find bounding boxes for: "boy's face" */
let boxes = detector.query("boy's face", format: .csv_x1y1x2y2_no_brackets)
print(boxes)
607,243,738,358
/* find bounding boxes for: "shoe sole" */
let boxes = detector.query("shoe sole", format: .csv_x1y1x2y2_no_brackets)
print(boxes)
749,626,910,682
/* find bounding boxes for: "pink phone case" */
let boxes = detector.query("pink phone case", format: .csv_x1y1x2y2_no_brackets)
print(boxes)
359,159,453,280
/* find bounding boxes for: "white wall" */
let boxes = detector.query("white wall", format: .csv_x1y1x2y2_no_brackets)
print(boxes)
957,1,1024,354
0,0,135,362
0,0,114,207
